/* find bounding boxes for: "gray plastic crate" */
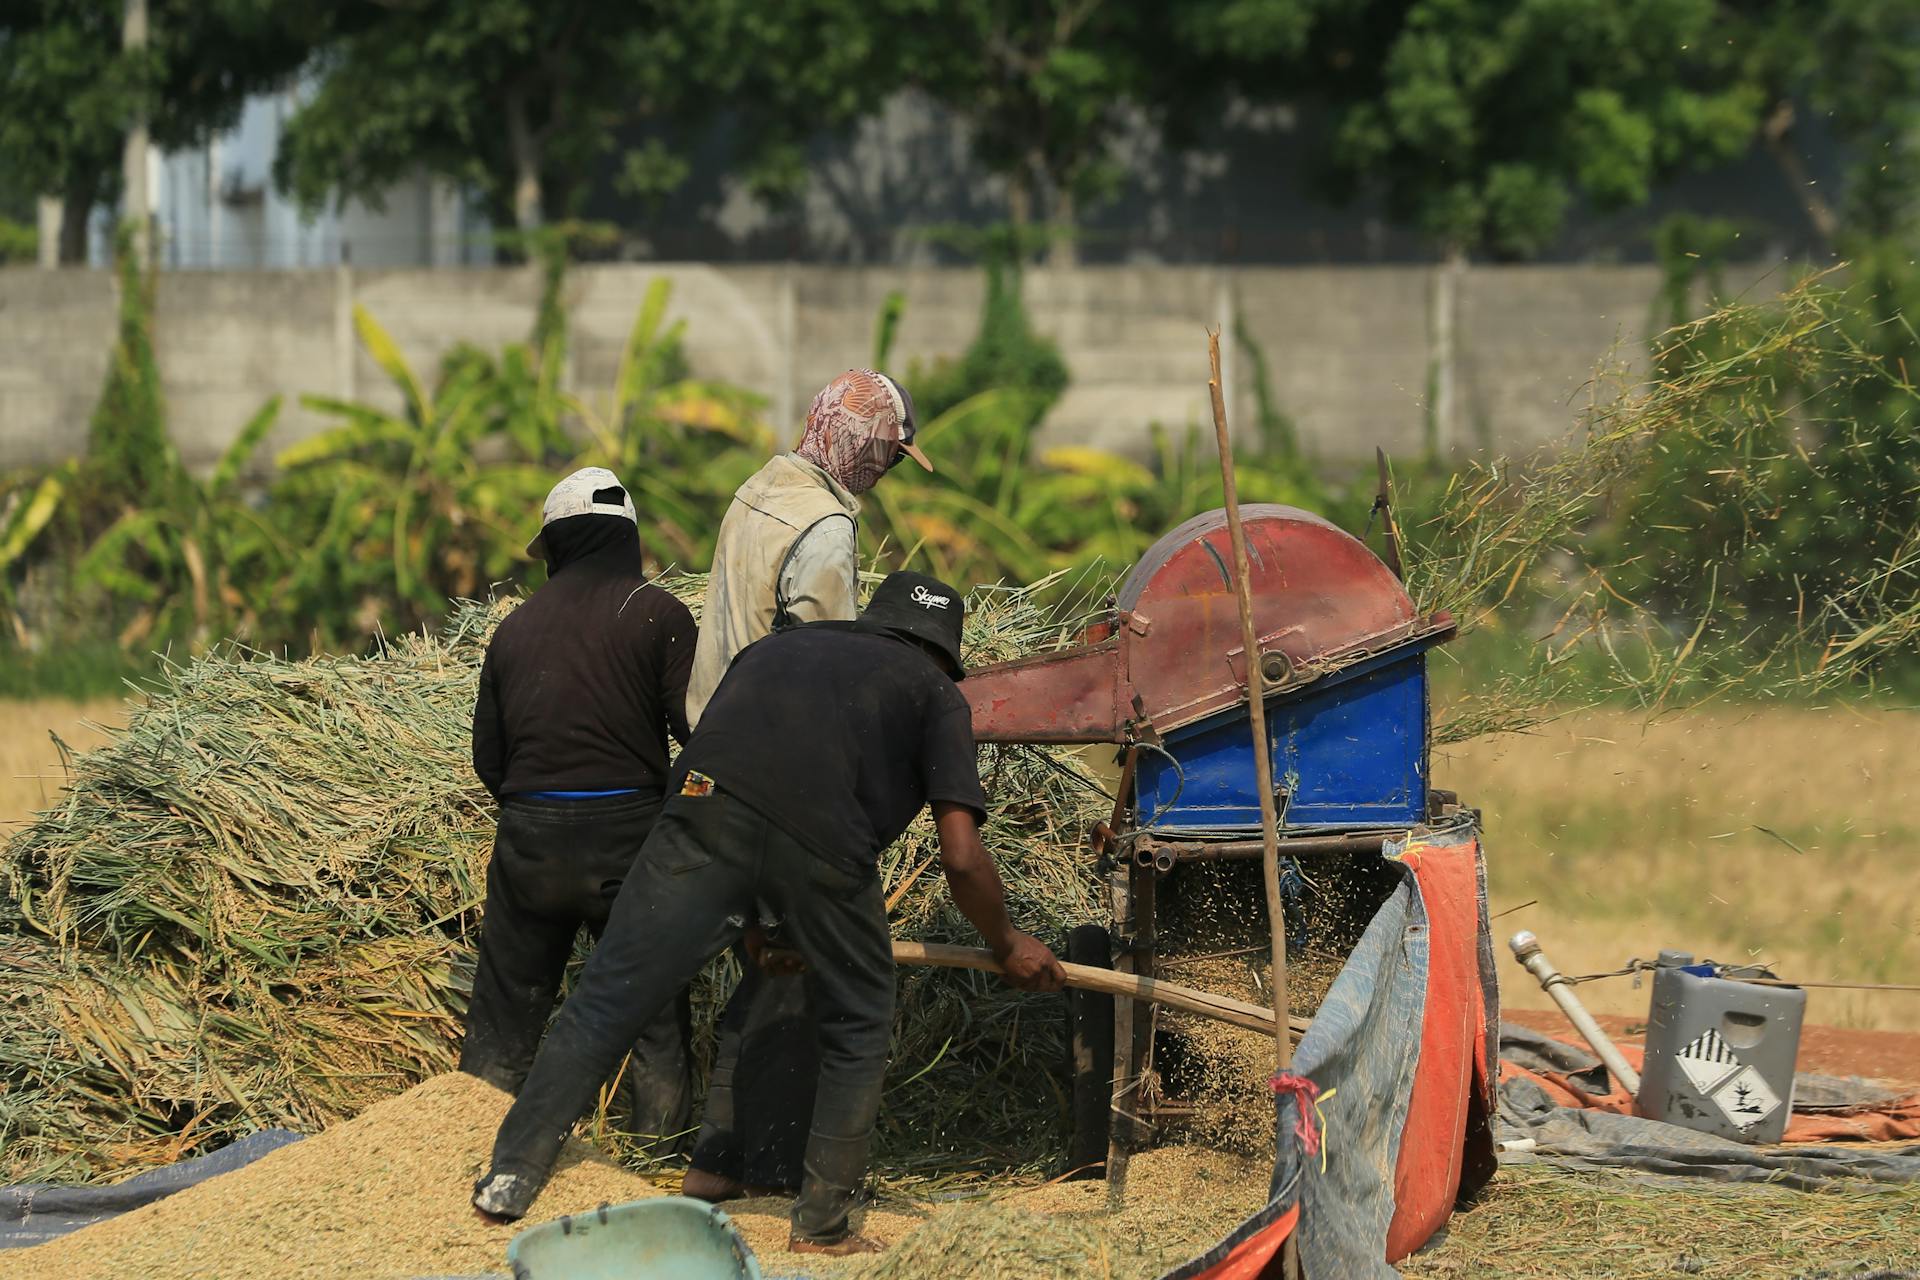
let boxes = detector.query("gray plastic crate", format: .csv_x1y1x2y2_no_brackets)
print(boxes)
1635,950,1805,1144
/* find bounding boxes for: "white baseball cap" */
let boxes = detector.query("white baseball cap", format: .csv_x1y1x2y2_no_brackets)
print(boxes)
525,466,638,559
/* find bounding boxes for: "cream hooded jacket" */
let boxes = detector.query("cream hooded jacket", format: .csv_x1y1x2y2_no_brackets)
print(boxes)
685,452,861,728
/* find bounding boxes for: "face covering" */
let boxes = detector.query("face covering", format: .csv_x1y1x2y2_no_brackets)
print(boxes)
539,513,643,575
795,370,907,496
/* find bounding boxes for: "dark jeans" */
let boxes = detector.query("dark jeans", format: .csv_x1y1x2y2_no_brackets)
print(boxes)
692,963,819,1190
488,790,894,1243
460,792,693,1151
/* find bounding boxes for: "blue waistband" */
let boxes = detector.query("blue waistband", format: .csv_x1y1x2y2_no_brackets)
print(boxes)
515,788,642,801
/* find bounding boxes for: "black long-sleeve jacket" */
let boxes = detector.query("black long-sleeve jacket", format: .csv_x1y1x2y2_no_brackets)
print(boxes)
472,515,695,797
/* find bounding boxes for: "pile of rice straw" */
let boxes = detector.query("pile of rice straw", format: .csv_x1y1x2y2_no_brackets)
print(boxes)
0,580,1106,1184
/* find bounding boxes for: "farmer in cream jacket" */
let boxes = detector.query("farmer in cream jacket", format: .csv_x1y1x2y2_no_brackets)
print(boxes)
680,369,930,1203
684,370,930,726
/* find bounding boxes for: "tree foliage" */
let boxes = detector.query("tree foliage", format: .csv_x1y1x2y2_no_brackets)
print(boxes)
272,0,898,236
893,1,1204,261
1187,0,1917,258
1721,0,1920,244
275,1,675,232
1301,0,1763,257
0,0,338,258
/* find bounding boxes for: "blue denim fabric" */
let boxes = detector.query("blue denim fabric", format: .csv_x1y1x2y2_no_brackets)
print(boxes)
1286,871,1427,1279
1152,823,1494,1280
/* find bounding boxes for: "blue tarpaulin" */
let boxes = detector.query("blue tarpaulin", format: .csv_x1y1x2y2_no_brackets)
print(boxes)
0,1129,304,1250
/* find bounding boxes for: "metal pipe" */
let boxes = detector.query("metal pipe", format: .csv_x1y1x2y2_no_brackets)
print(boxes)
1134,833,1395,866
1509,930,1642,1097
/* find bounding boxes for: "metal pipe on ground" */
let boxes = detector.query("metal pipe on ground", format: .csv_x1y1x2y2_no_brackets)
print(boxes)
1509,929,1642,1097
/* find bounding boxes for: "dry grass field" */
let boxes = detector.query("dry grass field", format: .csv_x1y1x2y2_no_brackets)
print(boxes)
4,697,1916,1035
0,697,124,834
1444,705,1920,1033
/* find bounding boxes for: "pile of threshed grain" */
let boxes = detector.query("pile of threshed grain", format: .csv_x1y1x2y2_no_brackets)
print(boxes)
9,1071,1266,1280
7,1072,656,1280
0,581,1104,1184
844,1146,1270,1280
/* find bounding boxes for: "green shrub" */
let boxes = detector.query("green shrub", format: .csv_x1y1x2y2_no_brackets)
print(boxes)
909,227,1069,428
82,227,170,511
1596,242,1920,631
0,217,36,265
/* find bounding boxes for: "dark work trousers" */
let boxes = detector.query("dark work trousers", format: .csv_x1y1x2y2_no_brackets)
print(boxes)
488,789,894,1244
459,792,694,1153
691,962,820,1190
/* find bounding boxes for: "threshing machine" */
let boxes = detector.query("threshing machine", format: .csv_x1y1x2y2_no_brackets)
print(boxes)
963,504,1475,1177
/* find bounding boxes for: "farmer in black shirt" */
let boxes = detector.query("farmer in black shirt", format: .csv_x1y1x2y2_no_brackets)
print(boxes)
472,571,1065,1254
462,467,698,1152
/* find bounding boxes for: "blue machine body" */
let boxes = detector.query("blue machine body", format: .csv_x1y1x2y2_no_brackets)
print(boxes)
1135,633,1443,834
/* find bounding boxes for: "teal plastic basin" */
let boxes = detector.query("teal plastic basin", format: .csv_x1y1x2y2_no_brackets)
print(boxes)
505,1195,764,1280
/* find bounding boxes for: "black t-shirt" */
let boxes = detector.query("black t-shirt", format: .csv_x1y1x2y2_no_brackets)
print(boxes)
672,622,988,867
472,542,696,797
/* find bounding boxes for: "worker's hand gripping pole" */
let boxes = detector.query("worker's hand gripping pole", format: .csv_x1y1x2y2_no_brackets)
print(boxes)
1209,330,1304,1280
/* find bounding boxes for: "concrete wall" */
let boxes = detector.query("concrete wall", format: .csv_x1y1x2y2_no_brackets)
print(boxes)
0,261,1723,474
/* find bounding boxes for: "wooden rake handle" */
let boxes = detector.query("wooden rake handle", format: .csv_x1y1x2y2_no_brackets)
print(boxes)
891,940,1307,1041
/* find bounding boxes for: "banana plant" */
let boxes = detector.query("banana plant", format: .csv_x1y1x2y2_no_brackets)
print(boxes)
863,388,1056,582
565,277,774,569
76,397,288,650
0,467,72,643
870,397,1335,584
278,306,556,632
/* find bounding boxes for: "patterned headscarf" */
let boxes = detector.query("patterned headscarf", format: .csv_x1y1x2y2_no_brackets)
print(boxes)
796,370,924,495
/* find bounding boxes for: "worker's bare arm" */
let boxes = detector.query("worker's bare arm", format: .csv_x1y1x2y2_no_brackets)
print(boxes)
933,802,1065,992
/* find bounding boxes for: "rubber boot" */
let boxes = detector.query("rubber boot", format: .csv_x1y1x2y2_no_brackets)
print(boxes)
789,1075,885,1245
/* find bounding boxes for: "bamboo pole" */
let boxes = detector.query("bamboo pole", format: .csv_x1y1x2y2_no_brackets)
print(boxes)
1209,329,1304,1280
1206,330,1295,1072
891,941,1305,1040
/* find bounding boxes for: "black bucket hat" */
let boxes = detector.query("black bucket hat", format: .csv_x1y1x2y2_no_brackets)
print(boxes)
861,571,967,678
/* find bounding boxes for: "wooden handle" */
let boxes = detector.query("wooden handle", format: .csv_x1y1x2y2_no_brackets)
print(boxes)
891,940,1307,1041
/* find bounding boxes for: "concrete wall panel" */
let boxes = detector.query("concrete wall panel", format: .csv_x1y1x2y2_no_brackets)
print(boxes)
0,270,115,467
152,271,339,461
1236,267,1433,461
0,262,1750,478
1456,266,1661,453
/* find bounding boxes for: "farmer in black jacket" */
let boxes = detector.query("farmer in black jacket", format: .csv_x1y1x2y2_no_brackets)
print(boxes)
472,571,1065,1255
463,467,698,1152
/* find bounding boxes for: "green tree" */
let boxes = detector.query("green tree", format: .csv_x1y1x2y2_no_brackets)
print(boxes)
1301,0,1763,260
277,1,644,233
275,1,910,241
0,0,134,261
0,0,337,262
1727,0,1920,247
896,2,1197,265
1193,0,1918,260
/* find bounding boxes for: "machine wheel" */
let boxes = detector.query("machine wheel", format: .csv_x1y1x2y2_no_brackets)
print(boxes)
1063,923,1114,1178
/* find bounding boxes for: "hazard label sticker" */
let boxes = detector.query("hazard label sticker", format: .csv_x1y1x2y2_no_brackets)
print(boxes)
1710,1064,1783,1131
1674,1028,1742,1096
